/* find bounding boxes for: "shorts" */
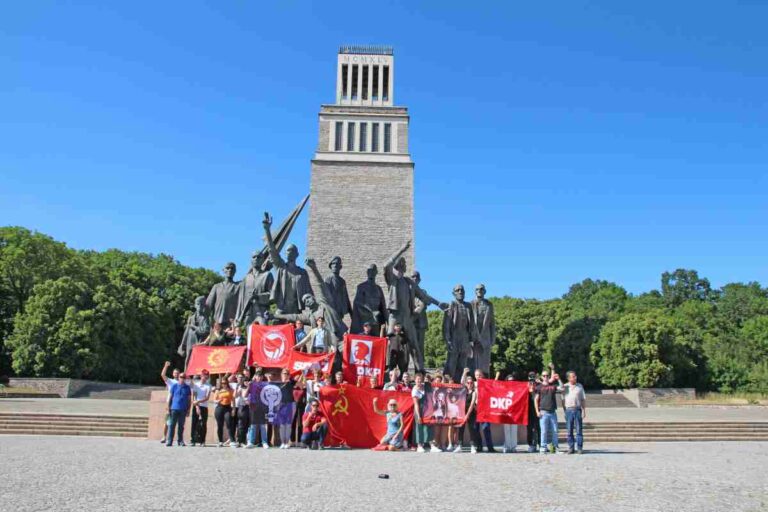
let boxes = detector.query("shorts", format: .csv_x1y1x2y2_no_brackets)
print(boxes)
381,432,403,448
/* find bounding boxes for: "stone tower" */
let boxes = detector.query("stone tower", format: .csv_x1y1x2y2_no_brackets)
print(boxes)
306,45,414,291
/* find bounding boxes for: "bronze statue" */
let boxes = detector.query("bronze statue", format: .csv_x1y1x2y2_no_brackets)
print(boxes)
471,284,496,374
205,262,240,328
443,284,477,382
383,241,446,372
351,264,387,335
177,296,210,365
410,270,441,371
324,256,351,324
235,251,274,327
263,213,312,315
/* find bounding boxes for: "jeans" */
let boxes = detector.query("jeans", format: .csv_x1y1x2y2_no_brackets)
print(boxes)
413,421,432,446
248,424,268,446
214,404,234,443
191,406,208,444
539,411,558,450
566,408,583,450
300,425,326,446
479,422,494,451
166,409,186,446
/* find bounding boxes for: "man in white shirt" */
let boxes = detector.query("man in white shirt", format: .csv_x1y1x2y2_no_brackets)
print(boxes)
563,371,587,454
190,369,212,447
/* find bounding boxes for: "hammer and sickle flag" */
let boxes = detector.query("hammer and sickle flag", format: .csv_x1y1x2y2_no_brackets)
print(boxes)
318,384,414,449
186,345,246,376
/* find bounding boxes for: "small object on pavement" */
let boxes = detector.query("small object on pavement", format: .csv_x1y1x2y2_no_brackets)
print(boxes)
378,474,390,479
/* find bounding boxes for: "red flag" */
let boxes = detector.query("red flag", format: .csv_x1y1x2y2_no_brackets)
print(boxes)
476,379,529,425
342,334,387,388
287,350,332,377
248,323,294,367
318,384,413,448
186,345,245,376
420,383,467,425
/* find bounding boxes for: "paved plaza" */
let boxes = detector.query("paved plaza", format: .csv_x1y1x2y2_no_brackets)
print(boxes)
0,435,766,512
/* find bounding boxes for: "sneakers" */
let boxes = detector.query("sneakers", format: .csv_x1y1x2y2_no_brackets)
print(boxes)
452,445,462,453
190,442,196,447
262,443,269,449
527,446,538,453
487,447,497,453
430,442,442,452
470,446,477,454
577,448,583,455
567,448,575,455
160,438,166,444
217,442,223,448
447,443,454,451
416,446,426,453
245,443,255,449
232,442,240,448
178,442,186,447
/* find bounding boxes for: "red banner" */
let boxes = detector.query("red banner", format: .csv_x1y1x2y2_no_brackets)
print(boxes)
420,383,467,425
318,385,413,448
342,334,387,388
248,324,294,368
287,350,332,377
186,345,245,376
476,379,529,425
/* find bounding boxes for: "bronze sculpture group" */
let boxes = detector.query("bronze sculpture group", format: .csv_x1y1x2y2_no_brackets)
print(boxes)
179,204,496,380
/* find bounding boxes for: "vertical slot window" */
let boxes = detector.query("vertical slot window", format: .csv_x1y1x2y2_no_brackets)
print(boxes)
341,64,349,99
351,65,359,100
371,123,380,152
382,65,389,101
362,66,369,100
372,65,379,100
384,123,391,153
347,122,355,151
334,122,343,151
359,123,367,152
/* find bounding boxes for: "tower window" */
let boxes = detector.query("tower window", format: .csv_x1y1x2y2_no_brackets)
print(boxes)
362,66,369,100
382,65,389,101
359,123,367,152
351,65,359,100
372,65,379,100
334,122,343,151
372,123,379,152
341,64,349,99
384,123,391,153
347,122,355,151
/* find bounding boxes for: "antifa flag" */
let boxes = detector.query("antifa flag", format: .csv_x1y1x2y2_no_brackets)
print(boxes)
342,334,387,388
318,385,413,449
476,379,529,425
248,323,294,368
287,350,332,377
248,381,295,424
420,383,467,425
186,346,245,376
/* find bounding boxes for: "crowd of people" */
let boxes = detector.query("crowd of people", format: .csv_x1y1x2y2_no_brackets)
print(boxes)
160,359,587,454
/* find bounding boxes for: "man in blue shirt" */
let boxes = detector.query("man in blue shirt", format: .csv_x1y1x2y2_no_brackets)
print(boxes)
166,372,192,447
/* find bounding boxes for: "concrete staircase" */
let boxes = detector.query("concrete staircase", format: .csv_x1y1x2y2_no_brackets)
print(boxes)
582,393,637,408
0,413,148,438
569,422,768,442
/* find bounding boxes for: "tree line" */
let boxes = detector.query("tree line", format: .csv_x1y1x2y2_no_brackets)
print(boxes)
2,227,766,391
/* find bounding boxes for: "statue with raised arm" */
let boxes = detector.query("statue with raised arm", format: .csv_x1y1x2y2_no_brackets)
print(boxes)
324,256,351,325
443,284,477,382
177,296,210,365
471,284,496,375
205,262,241,328
235,250,274,327
262,212,312,315
383,241,447,372
351,263,387,335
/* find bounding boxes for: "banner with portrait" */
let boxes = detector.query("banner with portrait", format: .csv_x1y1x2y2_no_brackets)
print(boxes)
287,350,332,377
248,323,294,368
318,384,414,448
419,383,467,425
341,334,387,388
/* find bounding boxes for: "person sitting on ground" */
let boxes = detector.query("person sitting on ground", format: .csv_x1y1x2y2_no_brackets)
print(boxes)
301,398,327,449
166,372,192,447
160,361,180,444
563,370,586,454
213,377,235,447
372,397,405,451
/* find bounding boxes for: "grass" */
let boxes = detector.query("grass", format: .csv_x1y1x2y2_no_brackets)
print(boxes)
657,392,768,406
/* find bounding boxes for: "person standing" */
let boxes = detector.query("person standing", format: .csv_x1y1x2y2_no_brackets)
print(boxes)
526,371,541,452
246,371,269,449
563,371,586,454
159,361,180,444
456,375,482,453
296,316,333,354
166,372,192,447
189,370,212,447
502,374,518,453
535,368,563,454
213,378,235,447
233,374,250,448
276,369,296,449
411,371,432,453
294,319,307,347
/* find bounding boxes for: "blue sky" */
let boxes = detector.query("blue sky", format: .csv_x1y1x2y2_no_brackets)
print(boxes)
1,1,766,299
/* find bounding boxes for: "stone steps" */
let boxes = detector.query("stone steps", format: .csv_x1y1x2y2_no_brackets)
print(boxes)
546,421,768,442
0,413,148,438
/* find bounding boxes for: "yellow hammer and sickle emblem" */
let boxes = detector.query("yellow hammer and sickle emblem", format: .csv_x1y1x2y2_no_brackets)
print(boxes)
332,385,349,416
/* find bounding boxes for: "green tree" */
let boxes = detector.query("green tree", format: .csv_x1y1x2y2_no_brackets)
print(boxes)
591,311,675,388
545,316,603,388
562,279,628,320
740,316,768,392
661,269,715,308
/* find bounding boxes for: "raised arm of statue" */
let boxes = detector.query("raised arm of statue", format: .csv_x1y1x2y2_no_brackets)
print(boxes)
383,241,411,284
262,212,286,269
304,258,333,305
415,284,441,308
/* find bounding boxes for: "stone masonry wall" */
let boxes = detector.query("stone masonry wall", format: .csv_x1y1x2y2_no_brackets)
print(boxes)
306,160,414,310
